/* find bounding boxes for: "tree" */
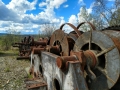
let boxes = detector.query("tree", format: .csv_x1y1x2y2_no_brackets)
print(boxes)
109,7,120,25
39,23,57,37
2,29,21,50
77,6,94,32
93,0,120,27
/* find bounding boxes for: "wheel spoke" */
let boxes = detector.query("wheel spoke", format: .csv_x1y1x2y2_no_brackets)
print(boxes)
59,34,65,45
96,67,115,84
89,30,92,50
96,45,115,57
54,33,56,45
86,65,96,80
96,66,106,75
30,53,33,66
74,44,81,51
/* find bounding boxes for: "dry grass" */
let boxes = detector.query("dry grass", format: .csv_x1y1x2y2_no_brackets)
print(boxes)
0,51,30,90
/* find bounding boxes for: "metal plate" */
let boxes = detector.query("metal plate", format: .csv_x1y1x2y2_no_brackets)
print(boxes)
41,52,88,90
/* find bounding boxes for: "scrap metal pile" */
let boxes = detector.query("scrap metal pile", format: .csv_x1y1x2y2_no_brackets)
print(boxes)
13,22,120,90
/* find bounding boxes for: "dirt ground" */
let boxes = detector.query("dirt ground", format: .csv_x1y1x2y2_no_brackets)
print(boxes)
0,51,30,90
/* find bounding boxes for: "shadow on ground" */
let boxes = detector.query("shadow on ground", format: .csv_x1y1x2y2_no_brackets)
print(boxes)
0,51,18,57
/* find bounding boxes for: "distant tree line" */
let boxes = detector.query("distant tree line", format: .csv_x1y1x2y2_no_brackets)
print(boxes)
0,30,22,50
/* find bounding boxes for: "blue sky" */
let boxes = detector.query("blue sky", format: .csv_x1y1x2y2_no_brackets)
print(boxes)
0,0,114,34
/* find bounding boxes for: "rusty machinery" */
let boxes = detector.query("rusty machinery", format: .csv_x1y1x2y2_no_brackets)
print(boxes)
13,36,49,60
26,23,84,89
24,23,120,90
25,22,93,89
56,24,120,90
13,36,30,59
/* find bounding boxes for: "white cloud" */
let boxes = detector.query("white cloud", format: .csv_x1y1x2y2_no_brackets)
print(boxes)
39,0,67,9
59,17,65,25
6,0,37,14
60,15,77,33
0,21,24,33
87,8,92,14
25,30,34,32
108,0,115,1
0,0,67,34
37,0,67,24
86,2,95,14
1,0,67,25
78,0,85,5
50,0,67,9
0,0,19,21
0,0,97,34
78,0,83,4
63,5,69,8
32,24,39,28
68,15,77,24
39,2,47,7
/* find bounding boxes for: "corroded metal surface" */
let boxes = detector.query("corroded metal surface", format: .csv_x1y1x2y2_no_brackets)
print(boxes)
102,30,120,53
73,30,120,90
77,22,96,31
60,23,82,36
41,52,88,90
102,25,120,31
56,55,78,71
50,29,75,56
49,23,84,56
20,23,120,90
25,77,47,90
13,36,49,60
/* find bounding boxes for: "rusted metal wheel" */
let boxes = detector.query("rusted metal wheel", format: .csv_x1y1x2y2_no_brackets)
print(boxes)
50,23,82,56
50,29,72,56
73,30,120,90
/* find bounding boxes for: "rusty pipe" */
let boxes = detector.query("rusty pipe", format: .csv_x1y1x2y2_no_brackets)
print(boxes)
57,50,98,71
32,41,47,46
56,56,78,71
49,45,60,55
32,47,45,54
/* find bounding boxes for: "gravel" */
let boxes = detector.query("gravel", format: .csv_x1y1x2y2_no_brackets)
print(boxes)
0,54,30,90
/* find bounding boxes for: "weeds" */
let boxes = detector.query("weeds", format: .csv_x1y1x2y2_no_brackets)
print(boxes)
4,67,11,72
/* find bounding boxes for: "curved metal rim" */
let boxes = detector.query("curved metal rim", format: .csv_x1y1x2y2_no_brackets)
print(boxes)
60,23,82,36
77,22,96,31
